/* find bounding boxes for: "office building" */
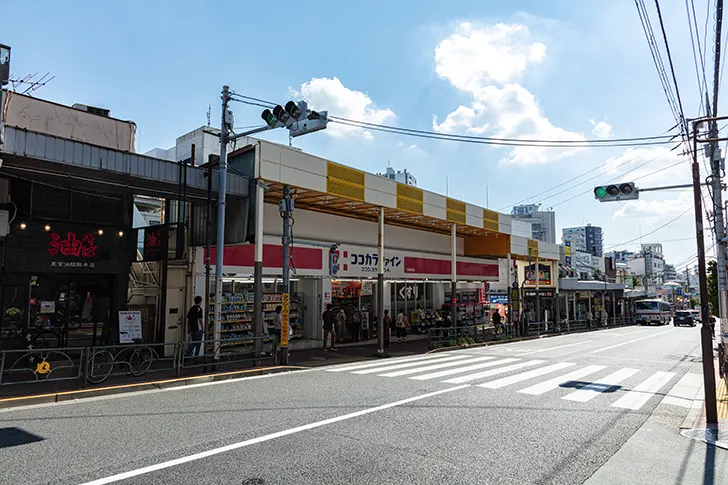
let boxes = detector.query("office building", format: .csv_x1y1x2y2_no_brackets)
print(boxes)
562,224,603,256
511,204,556,244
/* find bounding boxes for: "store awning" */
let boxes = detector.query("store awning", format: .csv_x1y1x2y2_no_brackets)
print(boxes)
252,139,560,262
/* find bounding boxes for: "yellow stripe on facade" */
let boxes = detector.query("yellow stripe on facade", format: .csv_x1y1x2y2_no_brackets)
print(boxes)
483,208,499,232
326,162,365,201
396,183,424,214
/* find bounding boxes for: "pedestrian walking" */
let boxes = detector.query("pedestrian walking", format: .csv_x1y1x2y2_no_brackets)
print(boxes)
185,296,204,357
335,308,346,343
492,310,502,335
395,310,408,342
322,304,337,351
383,309,392,348
272,305,282,362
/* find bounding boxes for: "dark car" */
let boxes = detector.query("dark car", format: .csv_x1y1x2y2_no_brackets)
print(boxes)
674,311,696,327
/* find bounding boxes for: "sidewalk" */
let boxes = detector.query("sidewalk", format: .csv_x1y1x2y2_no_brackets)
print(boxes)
0,335,430,403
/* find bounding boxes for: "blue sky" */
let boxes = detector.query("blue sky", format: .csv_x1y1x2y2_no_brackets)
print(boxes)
3,0,721,269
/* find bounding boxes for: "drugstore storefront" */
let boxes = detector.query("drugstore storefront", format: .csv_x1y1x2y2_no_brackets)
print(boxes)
200,235,500,348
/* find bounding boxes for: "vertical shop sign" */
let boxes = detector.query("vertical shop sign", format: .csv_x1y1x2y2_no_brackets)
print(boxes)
564,242,572,267
281,293,290,347
143,225,169,262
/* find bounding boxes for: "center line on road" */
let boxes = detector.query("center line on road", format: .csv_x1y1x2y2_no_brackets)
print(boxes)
519,340,593,355
77,385,471,485
586,330,673,354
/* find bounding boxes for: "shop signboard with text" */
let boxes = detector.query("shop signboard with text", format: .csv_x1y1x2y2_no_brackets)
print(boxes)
5,222,134,274
518,260,556,288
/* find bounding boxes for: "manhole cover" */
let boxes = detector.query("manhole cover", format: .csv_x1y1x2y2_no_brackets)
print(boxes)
241,479,265,485
681,427,728,449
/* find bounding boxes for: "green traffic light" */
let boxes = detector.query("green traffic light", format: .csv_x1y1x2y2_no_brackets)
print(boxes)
595,186,607,198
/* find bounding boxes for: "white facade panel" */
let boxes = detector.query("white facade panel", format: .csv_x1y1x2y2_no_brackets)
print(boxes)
510,235,529,257
511,220,532,239
498,214,512,234
423,192,447,220
466,204,484,228
365,174,397,208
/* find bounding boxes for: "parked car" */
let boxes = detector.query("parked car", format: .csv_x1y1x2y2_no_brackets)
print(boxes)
674,310,696,327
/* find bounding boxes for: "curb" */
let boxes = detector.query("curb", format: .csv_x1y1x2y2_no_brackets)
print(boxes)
426,325,632,354
0,365,305,409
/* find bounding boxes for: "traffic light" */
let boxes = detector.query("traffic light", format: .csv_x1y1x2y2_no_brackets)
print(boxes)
594,182,638,202
261,100,328,137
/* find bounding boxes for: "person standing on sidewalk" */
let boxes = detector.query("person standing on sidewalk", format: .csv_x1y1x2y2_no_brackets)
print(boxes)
335,308,347,343
395,309,408,342
185,296,204,357
322,304,337,351
383,309,392,349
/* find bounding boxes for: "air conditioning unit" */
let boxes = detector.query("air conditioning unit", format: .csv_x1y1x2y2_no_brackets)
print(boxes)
72,103,111,117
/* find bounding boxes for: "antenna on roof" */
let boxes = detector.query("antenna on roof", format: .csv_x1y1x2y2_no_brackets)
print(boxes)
9,71,54,95
207,104,211,126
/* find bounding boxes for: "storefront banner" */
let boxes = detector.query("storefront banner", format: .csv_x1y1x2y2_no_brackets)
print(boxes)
210,237,499,281
332,281,366,299
523,262,553,287
5,222,134,274
564,242,572,267
361,281,373,296
489,295,509,304
119,311,143,343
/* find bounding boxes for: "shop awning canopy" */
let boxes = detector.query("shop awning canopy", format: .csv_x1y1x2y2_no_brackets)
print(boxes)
245,138,560,262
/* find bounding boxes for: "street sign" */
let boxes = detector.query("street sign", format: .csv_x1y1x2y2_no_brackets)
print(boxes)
281,293,290,348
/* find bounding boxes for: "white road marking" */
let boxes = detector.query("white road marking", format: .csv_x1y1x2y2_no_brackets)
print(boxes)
586,330,673,354
610,371,676,410
518,365,608,395
562,368,640,402
409,358,521,381
519,340,593,356
326,353,450,373
352,355,471,374
478,362,576,389
442,360,544,384
378,356,496,377
660,372,703,408
77,385,471,485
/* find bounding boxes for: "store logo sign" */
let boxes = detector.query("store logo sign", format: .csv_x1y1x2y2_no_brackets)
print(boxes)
329,249,340,276
47,232,98,258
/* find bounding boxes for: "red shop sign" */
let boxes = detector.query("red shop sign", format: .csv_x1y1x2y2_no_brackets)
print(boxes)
47,232,98,258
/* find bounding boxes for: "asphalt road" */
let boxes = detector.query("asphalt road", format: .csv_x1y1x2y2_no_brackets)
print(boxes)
1,325,726,485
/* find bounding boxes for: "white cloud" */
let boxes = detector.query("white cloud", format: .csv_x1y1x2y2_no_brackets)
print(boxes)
603,145,689,186
397,140,425,157
433,83,586,165
435,22,546,90
589,119,613,139
292,77,395,140
432,22,584,165
613,191,693,221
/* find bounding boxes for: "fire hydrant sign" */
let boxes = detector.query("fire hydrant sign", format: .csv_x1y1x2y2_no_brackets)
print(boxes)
119,311,142,344
281,293,290,348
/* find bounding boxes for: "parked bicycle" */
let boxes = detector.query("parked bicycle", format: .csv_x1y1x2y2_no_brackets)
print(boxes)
86,341,158,384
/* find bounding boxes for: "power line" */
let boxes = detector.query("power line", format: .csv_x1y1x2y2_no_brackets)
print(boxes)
499,126,679,210
604,206,693,251
229,93,680,148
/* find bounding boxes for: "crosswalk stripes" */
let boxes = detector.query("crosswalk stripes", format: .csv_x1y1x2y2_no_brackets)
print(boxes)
378,356,496,378
442,360,545,384
325,354,697,412
409,358,521,381
611,371,676,410
562,368,640,403
518,365,607,395
478,362,576,389
352,355,472,375
326,353,453,373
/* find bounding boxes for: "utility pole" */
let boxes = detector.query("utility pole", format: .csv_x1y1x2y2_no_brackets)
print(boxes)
691,120,719,425
213,85,232,357
279,185,293,365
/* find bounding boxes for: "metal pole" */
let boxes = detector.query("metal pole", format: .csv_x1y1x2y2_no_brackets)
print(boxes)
451,224,458,329
377,207,385,354
506,253,512,330
205,161,213,341
254,182,264,356
691,121,719,424
214,85,231,358
280,185,292,365
535,256,540,323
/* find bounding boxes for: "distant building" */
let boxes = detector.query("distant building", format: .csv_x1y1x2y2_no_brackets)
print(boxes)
511,204,556,244
605,249,634,264
379,166,416,186
562,224,603,256
663,263,677,282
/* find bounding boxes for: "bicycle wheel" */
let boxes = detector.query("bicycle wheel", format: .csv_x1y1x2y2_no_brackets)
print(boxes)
129,347,157,377
87,350,114,384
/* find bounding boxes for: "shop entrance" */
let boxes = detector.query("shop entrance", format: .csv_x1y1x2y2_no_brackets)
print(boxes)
1,274,114,350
